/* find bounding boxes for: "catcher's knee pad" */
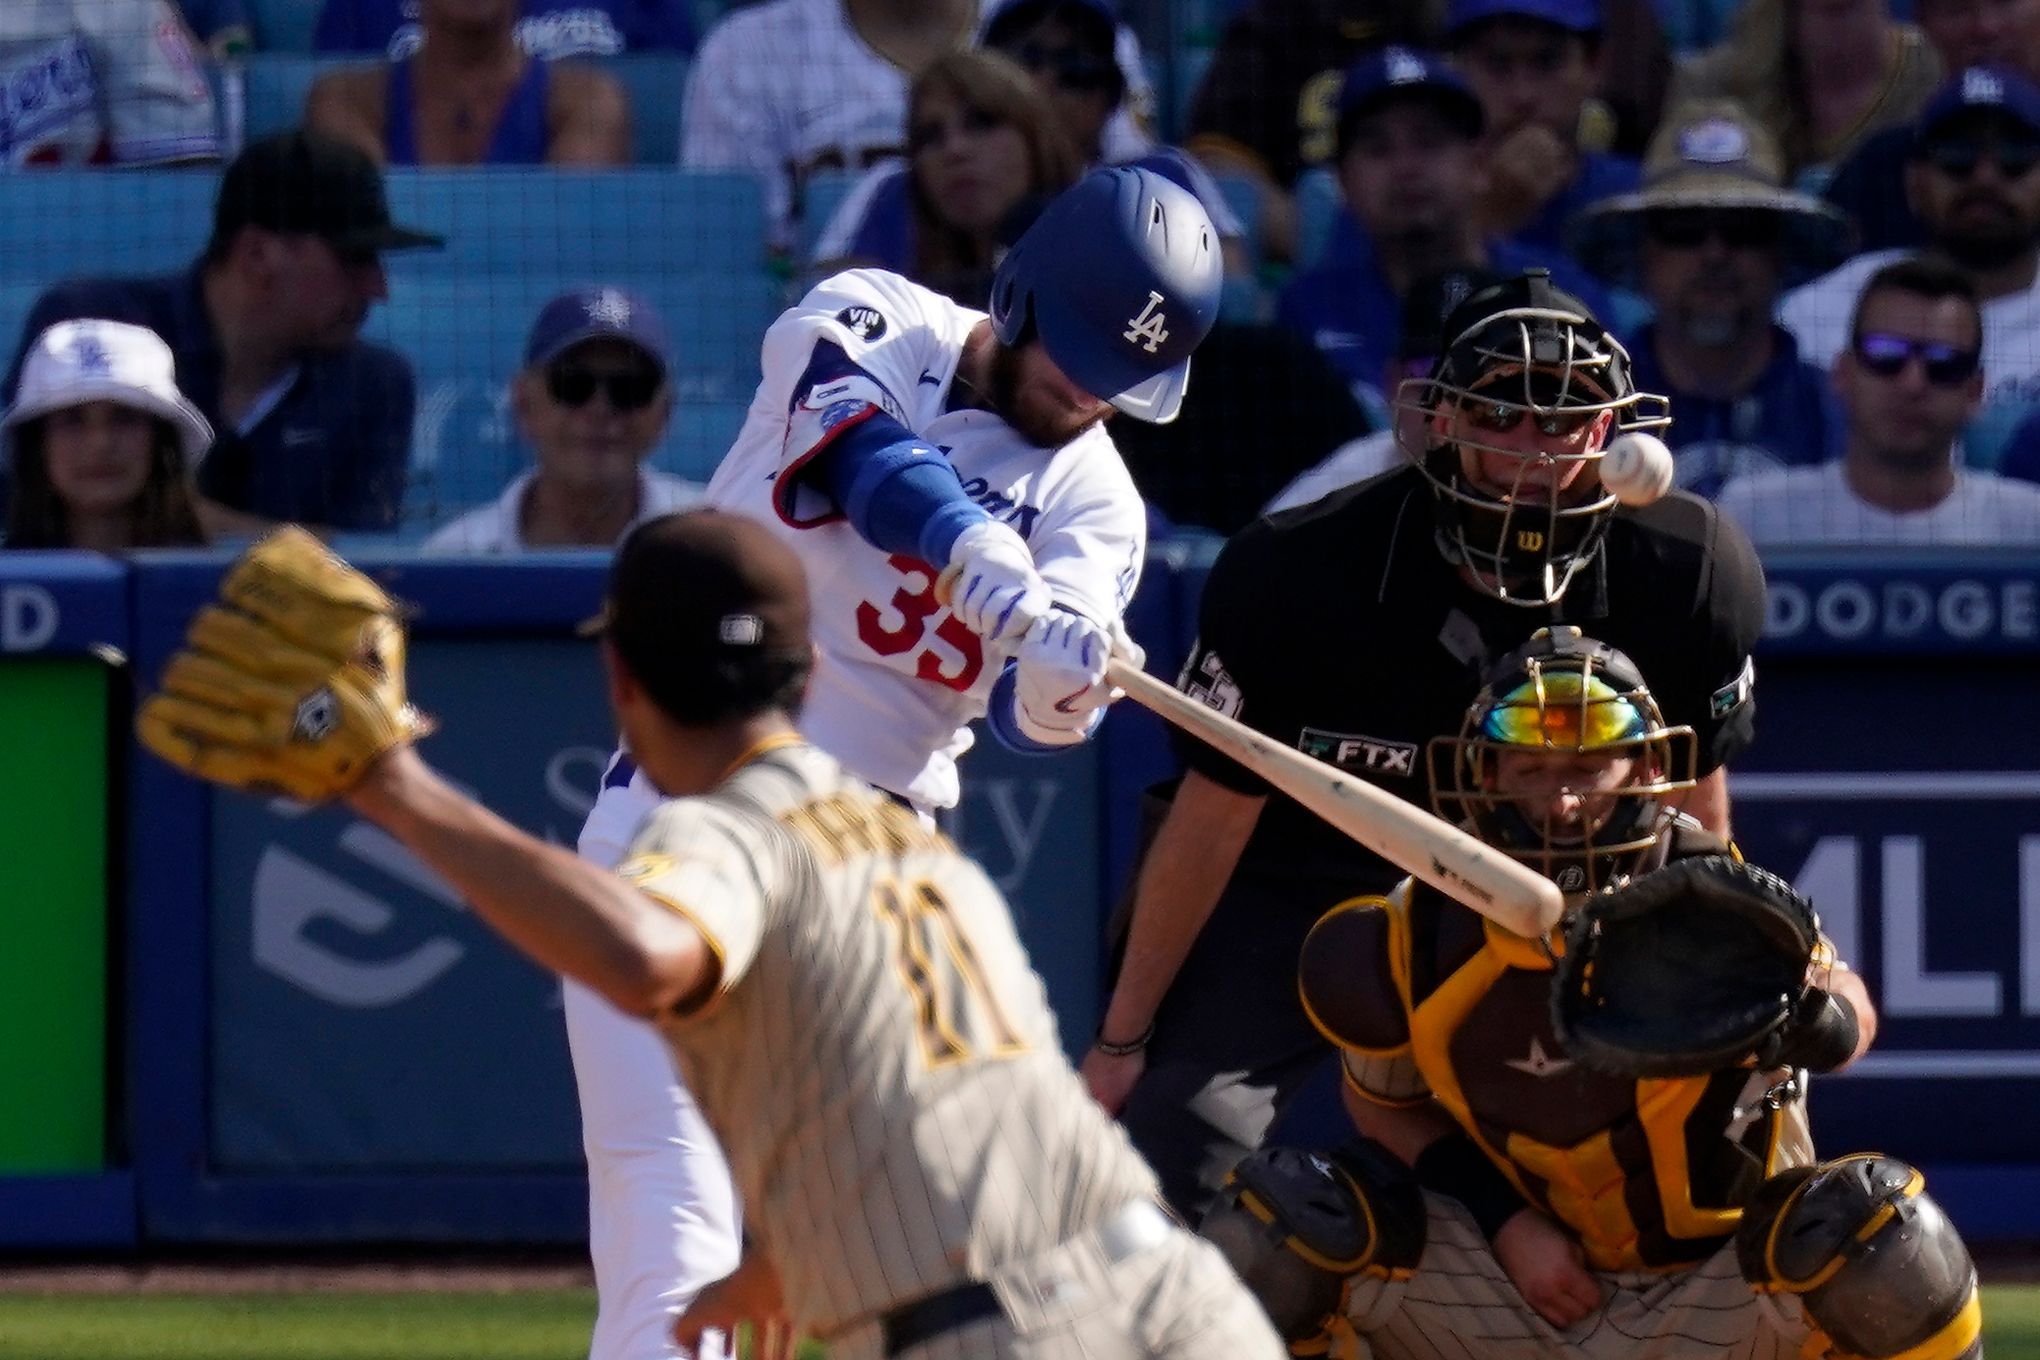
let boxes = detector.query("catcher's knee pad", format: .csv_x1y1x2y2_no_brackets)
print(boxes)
1198,1141,1424,1351
1736,1154,1981,1360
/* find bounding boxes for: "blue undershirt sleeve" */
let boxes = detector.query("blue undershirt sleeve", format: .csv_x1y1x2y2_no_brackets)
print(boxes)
812,409,991,565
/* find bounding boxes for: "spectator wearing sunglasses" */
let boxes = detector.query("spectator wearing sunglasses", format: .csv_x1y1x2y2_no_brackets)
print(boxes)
1782,67,2040,470
1442,0,1642,256
1568,103,1850,497
807,49,1084,306
1275,47,1614,417
1719,255,2040,544
981,0,1251,273
1,131,442,536
424,289,703,552
1823,0,2040,251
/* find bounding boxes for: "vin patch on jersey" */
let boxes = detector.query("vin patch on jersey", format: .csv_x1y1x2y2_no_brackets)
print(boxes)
1298,727,1418,777
835,305,887,341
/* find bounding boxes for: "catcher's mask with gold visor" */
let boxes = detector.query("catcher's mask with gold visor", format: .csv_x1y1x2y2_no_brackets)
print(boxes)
1429,627,1696,896
1395,270,1670,606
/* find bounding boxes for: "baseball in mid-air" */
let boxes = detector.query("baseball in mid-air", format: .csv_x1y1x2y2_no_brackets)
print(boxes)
1599,431,1675,507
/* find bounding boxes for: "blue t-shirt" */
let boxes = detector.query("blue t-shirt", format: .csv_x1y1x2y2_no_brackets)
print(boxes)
313,0,693,57
386,57,550,164
177,0,251,43
1626,323,1841,499
1274,225,1621,418
4,268,416,531
1513,150,1642,256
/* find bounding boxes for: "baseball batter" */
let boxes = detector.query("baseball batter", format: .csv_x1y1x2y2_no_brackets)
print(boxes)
1201,629,1979,1360
138,512,1286,1359
568,166,1223,1360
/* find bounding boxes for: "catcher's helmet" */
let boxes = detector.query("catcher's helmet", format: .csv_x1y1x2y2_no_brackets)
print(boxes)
1397,269,1670,605
1428,626,1696,895
989,165,1221,424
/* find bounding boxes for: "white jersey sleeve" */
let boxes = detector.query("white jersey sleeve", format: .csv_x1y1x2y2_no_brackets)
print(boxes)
77,0,218,165
741,269,972,526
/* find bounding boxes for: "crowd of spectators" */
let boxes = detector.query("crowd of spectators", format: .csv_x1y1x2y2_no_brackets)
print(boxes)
6,0,2040,548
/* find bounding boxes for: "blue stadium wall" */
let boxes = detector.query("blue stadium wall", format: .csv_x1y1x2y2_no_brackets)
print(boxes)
0,543,2035,1248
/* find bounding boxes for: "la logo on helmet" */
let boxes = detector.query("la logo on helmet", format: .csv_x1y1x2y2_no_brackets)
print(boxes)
1123,291,1169,354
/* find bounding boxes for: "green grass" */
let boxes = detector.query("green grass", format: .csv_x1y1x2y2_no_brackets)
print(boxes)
0,1286,2029,1359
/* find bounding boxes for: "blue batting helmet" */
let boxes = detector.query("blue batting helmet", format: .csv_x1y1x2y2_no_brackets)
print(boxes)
989,166,1221,424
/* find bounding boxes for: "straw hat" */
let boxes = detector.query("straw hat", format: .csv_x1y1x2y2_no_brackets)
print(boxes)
1568,101,1853,290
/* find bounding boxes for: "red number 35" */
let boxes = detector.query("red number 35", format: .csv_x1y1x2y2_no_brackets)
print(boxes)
855,554,986,692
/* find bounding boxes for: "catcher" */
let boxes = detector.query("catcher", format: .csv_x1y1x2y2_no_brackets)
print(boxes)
1202,626,1982,1360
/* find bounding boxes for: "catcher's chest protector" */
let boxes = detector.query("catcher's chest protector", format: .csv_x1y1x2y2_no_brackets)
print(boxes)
1398,885,1798,1270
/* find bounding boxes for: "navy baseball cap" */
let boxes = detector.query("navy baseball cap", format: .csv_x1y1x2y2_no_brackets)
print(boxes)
1446,0,1602,37
1337,47,1485,154
1915,65,2040,144
525,287,672,373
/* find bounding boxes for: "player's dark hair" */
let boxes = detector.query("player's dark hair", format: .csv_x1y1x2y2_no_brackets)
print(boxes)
4,415,207,549
1850,255,1982,347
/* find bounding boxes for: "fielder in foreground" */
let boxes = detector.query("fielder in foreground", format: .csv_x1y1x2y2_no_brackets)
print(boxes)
136,514,1285,1360
1201,628,1979,1360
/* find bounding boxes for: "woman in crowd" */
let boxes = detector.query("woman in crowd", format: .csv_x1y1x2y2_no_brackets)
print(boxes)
809,48,1083,305
3,319,212,551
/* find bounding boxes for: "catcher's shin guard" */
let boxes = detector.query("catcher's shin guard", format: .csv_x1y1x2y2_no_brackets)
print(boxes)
1736,1154,1981,1360
1199,1141,1424,1354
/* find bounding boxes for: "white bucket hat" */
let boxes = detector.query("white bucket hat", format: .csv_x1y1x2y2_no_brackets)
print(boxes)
1,319,213,464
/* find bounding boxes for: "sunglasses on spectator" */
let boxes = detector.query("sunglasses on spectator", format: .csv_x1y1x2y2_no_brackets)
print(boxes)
1642,209,1782,250
1457,396,1599,438
546,364,664,411
1922,138,2040,179
1010,43,1119,92
908,106,1004,154
1850,332,1981,385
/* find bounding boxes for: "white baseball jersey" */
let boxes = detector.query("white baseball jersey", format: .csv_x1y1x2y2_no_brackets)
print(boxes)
681,0,1155,249
582,268,1144,853
0,0,218,166
620,737,1167,1338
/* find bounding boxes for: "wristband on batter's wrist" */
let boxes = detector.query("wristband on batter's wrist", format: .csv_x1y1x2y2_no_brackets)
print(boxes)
1092,1022,1154,1057
1413,1133,1528,1241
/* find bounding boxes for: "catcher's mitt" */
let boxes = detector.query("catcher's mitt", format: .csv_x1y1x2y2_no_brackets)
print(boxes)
136,526,431,801
1551,855,1821,1079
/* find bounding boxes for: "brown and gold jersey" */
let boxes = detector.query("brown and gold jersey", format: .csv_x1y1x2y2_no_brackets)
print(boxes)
1298,825,1815,1271
621,737,1159,1335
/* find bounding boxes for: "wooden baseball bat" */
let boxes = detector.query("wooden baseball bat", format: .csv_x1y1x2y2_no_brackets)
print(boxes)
1106,658,1564,937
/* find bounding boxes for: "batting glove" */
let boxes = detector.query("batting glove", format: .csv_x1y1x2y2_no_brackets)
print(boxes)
945,519,1050,646
1013,611,1141,746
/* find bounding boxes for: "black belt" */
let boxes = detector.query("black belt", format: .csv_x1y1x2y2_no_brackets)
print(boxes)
874,1201,1172,1355
880,1279,1003,1356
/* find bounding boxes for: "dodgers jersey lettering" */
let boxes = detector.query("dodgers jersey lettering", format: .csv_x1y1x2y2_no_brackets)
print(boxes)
622,740,1160,1336
0,0,218,166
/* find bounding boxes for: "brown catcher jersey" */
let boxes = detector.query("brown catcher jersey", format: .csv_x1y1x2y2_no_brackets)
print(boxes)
619,735,1161,1335
1299,823,1816,1272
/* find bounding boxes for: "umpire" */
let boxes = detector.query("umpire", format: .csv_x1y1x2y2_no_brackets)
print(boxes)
1082,268,1768,1219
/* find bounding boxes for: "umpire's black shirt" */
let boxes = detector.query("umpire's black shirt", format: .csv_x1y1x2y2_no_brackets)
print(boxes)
1176,466,1765,905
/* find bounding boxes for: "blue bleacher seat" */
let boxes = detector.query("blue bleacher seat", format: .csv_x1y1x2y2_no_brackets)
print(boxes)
367,271,774,528
239,53,352,141
247,0,323,54
600,54,689,164
0,173,217,283
383,169,766,277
